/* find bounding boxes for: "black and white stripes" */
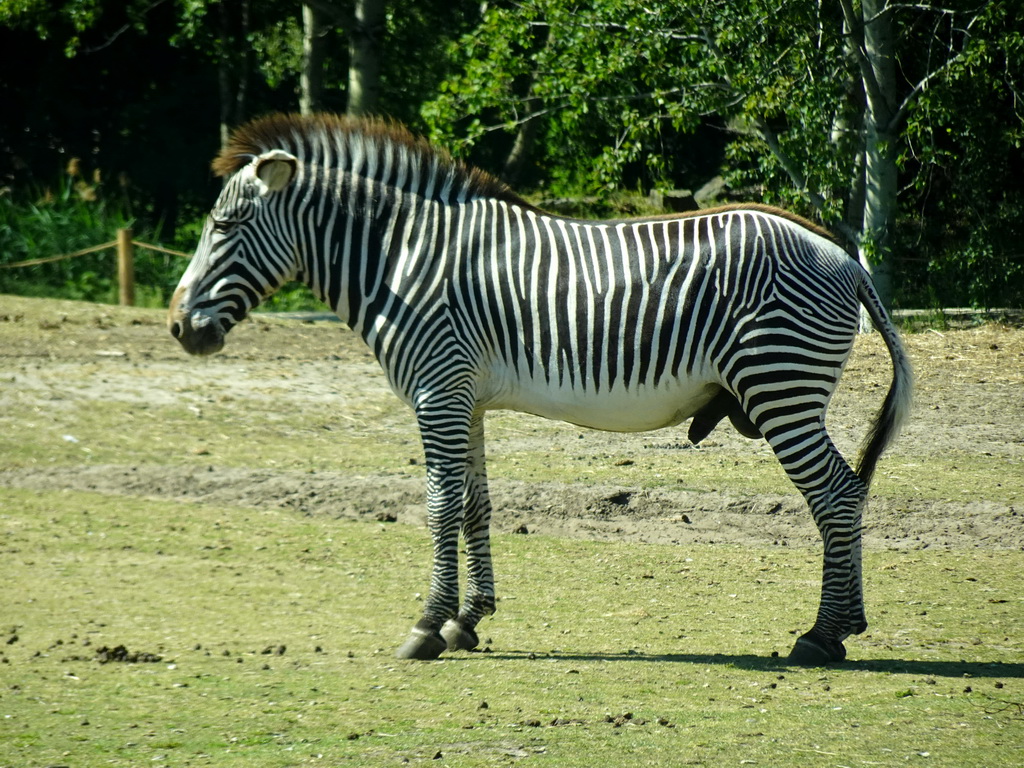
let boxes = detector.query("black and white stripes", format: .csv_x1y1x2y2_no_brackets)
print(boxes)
169,114,912,664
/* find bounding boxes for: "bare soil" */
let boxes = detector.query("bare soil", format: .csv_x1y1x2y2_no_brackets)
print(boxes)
2,296,1022,551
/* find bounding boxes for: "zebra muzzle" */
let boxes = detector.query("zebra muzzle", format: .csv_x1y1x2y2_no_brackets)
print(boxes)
168,310,225,356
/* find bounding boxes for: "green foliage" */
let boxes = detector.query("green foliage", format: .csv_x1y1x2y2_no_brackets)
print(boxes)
1,0,1020,308
249,15,303,89
0,165,187,306
259,281,323,312
894,0,1024,308
425,0,1023,308
426,0,703,194
376,2,482,131
424,1,847,204
0,0,157,55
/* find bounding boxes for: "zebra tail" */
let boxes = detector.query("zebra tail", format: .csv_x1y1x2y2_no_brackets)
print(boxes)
854,271,914,489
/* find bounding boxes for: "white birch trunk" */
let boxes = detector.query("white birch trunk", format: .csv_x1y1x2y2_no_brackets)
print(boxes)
300,4,326,116
347,0,386,117
858,0,899,317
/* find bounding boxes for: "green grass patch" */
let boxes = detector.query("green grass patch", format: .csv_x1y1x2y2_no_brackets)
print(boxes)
2,386,780,492
0,379,423,476
4,389,1018,504
872,452,1024,505
1,487,1021,767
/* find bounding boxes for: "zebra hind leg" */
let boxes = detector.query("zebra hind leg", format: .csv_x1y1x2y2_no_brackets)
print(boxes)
759,412,869,665
787,503,867,664
787,470,868,665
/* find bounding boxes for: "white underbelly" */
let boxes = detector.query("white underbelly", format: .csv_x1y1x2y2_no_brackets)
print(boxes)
483,371,718,433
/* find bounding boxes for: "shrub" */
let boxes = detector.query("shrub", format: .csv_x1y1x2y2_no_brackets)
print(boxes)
0,162,187,307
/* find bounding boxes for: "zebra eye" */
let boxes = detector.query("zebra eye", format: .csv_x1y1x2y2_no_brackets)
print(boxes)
211,217,234,235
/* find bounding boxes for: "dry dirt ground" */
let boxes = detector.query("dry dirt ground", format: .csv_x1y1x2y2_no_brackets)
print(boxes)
1,295,1022,552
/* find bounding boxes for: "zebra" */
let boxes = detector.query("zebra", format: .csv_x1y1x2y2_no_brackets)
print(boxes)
169,113,912,665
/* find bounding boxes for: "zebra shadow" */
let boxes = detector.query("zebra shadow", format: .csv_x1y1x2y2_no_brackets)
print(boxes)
463,650,1024,679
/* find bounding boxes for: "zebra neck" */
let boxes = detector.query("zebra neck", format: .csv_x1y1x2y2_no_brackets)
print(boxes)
300,181,451,344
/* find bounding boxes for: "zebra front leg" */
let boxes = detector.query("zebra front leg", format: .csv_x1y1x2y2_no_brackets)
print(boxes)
439,486,492,651
395,461,465,659
396,398,473,660
441,415,494,652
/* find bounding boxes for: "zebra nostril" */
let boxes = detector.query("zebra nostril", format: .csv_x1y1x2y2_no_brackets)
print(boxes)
170,321,183,338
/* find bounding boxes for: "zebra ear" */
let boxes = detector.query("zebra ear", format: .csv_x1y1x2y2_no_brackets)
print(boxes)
255,150,297,193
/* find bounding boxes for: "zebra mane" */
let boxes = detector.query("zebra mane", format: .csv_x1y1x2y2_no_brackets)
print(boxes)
213,113,528,207
213,114,838,244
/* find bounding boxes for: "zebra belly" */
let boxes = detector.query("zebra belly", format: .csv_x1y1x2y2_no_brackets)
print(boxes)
485,375,721,433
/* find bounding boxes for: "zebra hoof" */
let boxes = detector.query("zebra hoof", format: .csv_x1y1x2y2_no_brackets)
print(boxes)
787,634,847,665
395,627,448,660
441,619,479,651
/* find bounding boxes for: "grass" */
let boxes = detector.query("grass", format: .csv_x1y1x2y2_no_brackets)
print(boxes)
1,296,1022,765
1,295,1021,505
1,486,1022,768
0,386,424,479
2,387,1020,505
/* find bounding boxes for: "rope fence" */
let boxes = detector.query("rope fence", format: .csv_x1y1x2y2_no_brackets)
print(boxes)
4,230,1020,321
0,228,191,306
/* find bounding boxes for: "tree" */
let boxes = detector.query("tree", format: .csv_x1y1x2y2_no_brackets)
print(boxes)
895,1,1024,308
346,0,386,116
300,0,388,118
300,3,327,114
301,0,480,124
213,0,255,147
0,0,483,245
0,0,304,239
426,0,1018,310
833,0,993,311
0,0,222,234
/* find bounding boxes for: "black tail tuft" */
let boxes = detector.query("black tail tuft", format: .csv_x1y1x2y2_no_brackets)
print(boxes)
855,275,913,488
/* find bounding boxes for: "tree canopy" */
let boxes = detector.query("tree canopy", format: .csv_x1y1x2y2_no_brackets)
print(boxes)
1,0,1021,308
425,0,1023,308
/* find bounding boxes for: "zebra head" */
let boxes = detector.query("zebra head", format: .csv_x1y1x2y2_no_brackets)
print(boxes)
168,149,299,355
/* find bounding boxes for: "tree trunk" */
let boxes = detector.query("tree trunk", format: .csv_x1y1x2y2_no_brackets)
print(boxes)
216,0,252,148
347,0,386,117
501,117,541,185
860,122,897,314
833,12,866,254
501,25,553,185
300,4,326,115
858,0,898,313
218,60,232,149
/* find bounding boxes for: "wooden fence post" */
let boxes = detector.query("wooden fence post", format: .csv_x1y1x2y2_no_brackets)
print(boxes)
117,228,135,306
